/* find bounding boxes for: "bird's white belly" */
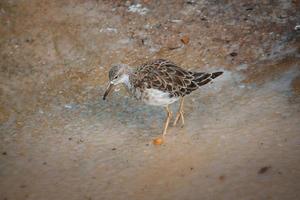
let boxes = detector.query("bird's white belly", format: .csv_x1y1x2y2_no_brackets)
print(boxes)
142,88,179,106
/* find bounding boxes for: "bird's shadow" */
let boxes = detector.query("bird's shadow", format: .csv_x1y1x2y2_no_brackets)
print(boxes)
86,92,170,131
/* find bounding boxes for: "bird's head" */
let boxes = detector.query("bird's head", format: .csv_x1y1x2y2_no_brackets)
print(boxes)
103,64,130,100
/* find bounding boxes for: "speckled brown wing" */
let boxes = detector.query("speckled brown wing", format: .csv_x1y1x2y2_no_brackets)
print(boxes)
131,59,223,97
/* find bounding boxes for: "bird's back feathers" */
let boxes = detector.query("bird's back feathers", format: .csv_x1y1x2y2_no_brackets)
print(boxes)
130,59,223,97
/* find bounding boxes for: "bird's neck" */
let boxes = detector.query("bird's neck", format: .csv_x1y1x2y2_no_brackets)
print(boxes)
122,74,131,88
122,68,134,93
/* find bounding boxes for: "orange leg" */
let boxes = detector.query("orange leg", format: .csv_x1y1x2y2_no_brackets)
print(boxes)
173,97,185,127
162,105,172,136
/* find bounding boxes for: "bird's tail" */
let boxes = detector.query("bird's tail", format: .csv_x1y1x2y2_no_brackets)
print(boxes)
193,71,223,86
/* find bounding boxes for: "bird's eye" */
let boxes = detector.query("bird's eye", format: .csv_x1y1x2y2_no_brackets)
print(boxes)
114,75,119,79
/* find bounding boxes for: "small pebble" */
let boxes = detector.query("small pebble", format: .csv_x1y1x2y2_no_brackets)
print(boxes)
230,52,238,57
219,175,226,181
258,166,271,174
153,138,164,145
181,35,190,45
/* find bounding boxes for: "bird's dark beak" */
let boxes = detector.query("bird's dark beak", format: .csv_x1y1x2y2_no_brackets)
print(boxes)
103,83,114,100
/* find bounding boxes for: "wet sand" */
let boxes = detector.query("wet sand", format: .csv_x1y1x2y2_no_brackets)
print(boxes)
1,0,300,199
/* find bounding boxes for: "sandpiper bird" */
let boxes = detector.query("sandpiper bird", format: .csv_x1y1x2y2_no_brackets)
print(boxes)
103,59,223,137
